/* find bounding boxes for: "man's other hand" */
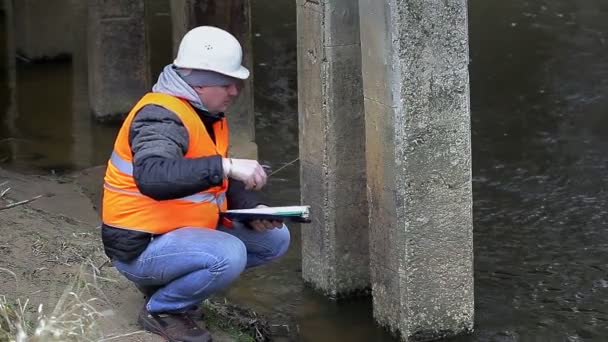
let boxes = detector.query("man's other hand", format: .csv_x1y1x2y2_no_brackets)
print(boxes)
248,205,283,232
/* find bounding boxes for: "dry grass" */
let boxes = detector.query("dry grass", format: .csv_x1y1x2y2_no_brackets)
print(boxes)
0,266,103,342
0,269,270,342
0,182,103,341
0,264,144,342
0,179,144,342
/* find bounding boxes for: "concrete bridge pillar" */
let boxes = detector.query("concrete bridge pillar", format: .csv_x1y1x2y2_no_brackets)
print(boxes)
2,0,18,163
13,0,73,61
296,0,369,297
170,0,256,158
70,0,93,168
87,0,151,121
358,0,474,340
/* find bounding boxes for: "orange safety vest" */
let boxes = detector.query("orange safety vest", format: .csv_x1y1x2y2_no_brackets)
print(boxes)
102,92,229,234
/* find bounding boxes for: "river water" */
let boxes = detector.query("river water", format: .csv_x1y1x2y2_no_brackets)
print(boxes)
1,0,608,341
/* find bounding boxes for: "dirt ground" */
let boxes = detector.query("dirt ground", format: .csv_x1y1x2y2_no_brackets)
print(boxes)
0,166,242,341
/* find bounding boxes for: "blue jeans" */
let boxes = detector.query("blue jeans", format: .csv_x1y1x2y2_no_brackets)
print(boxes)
112,223,290,313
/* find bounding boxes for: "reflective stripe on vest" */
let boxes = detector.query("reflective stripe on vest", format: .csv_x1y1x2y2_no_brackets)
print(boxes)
103,182,226,205
108,151,226,206
110,151,134,175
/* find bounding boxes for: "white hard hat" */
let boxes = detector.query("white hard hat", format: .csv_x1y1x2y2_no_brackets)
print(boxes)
173,26,250,80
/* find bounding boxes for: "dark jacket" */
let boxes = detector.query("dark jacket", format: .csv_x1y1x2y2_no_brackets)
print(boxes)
102,104,263,262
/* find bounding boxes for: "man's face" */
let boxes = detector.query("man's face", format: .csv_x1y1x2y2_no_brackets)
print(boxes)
194,83,240,113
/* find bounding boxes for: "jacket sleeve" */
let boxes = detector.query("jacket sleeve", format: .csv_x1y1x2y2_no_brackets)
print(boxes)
226,179,266,210
129,104,225,201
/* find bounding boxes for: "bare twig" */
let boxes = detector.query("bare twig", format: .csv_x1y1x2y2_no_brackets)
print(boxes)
96,259,110,272
0,187,10,199
0,268,17,282
98,330,147,342
0,195,43,211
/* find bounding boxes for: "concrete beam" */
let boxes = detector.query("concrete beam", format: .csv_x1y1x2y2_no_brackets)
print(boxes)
169,0,256,158
358,0,474,340
297,0,369,297
13,0,73,61
87,0,151,121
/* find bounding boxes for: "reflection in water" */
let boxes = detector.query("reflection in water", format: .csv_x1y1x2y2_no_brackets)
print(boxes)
0,3,117,173
0,59,117,173
1,0,608,341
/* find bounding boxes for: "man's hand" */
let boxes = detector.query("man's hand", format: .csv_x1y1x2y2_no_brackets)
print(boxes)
223,158,267,191
248,205,283,232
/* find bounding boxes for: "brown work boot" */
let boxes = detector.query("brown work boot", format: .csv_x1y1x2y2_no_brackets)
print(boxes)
138,305,212,342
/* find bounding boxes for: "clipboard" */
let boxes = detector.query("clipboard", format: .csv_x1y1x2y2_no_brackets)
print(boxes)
220,205,312,223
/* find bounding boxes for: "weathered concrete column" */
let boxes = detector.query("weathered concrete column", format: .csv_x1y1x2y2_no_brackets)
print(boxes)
13,0,73,60
87,0,150,120
69,0,93,168
170,0,256,158
358,0,474,340
2,0,16,76
2,0,19,163
297,0,369,297
145,0,172,79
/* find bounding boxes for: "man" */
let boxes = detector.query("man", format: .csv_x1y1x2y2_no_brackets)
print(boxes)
101,26,290,342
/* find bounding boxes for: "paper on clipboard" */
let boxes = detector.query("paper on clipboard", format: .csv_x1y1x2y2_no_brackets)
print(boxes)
220,205,311,223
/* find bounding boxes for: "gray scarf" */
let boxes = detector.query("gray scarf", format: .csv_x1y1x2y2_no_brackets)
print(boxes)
152,64,209,112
